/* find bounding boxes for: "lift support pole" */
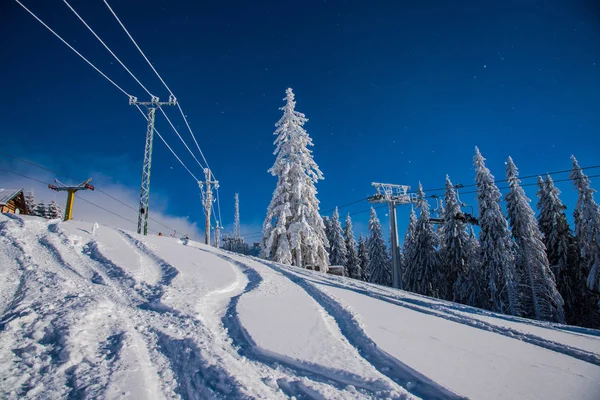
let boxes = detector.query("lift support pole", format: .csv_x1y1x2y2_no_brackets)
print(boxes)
48,178,95,221
368,183,416,290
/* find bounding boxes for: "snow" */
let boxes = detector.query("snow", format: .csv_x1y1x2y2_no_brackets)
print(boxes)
1,213,600,399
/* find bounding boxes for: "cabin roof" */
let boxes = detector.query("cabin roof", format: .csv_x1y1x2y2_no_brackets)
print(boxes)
0,188,24,206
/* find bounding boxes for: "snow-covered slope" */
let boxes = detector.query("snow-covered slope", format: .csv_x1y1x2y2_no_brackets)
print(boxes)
1,214,599,399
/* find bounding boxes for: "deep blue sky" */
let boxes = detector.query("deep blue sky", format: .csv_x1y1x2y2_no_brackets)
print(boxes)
1,0,599,240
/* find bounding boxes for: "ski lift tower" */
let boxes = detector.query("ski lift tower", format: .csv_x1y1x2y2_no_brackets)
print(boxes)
48,178,95,221
368,183,416,290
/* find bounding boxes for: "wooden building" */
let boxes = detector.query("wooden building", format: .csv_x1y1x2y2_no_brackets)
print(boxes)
0,188,28,215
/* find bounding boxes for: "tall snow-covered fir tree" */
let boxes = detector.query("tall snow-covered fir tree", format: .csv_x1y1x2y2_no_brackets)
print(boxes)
440,176,471,302
474,147,520,316
505,157,564,322
329,208,348,270
323,216,334,259
367,208,391,286
404,183,442,298
261,88,329,271
460,226,488,308
344,214,361,280
358,234,370,282
402,208,417,289
47,200,64,220
571,156,600,294
537,174,595,326
25,190,36,215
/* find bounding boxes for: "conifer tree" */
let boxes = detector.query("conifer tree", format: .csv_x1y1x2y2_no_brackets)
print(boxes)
329,208,348,270
367,207,391,286
460,227,488,308
402,208,417,290
344,214,361,279
323,216,334,260
262,88,329,270
25,190,36,215
34,201,47,219
474,147,520,315
47,200,64,220
358,234,370,282
571,156,600,294
404,183,442,297
506,157,564,322
440,176,471,302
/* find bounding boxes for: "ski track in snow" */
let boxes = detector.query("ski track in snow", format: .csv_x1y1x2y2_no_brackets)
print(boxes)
251,259,466,400
283,267,600,366
203,250,410,399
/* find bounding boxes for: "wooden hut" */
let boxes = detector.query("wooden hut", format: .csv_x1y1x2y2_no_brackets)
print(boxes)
0,188,28,215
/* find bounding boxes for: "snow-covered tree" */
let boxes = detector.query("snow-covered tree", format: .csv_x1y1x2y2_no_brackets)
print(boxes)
262,88,329,271
440,176,471,302
506,157,564,322
367,208,391,286
537,175,584,323
25,190,36,215
402,208,417,289
33,201,47,219
459,226,488,308
474,147,520,315
358,234,370,282
47,200,64,220
571,156,600,294
344,214,361,280
329,208,348,271
404,183,442,298
323,216,334,258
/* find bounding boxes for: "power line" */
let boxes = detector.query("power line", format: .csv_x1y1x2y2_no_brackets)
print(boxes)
135,105,200,182
158,107,206,170
14,0,130,98
322,197,368,215
61,0,154,97
102,0,214,178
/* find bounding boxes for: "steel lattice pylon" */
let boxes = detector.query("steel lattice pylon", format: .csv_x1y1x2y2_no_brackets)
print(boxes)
130,95,177,235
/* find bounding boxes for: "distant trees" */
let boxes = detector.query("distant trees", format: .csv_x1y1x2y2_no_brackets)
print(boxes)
261,88,329,270
358,234,370,282
328,208,348,270
47,200,64,220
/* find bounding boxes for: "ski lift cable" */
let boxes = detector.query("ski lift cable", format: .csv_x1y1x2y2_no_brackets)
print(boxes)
61,0,154,98
102,0,215,179
14,0,130,98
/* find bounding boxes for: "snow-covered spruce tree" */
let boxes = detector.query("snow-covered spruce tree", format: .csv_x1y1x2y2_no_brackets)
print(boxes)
440,176,471,302
33,201,47,219
459,226,488,308
404,183,442,298
322,216,334,260
367,207,392,286
474,147,520,315
47,200,64,220
261,88,329,271
344,214,361,279
329,208,348,272
505,157,564,322
571,156,600,294
402,208,418,291
25,190,36,215
358,234,370,282
537,175,582,324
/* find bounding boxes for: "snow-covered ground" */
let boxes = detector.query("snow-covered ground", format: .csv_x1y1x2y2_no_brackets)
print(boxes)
1,214,599,399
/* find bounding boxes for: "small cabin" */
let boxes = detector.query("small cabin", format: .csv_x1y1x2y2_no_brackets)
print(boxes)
0,188,28,215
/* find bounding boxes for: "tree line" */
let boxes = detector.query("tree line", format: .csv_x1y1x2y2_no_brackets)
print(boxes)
260,88,599,329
